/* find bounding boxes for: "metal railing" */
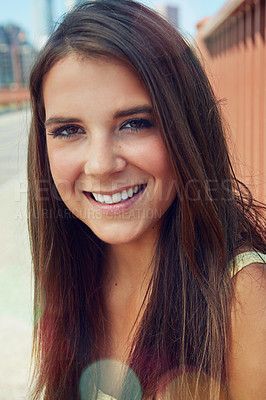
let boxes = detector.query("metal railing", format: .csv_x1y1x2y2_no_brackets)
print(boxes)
0,87,30,108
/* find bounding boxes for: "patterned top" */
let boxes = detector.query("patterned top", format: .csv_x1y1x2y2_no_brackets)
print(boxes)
229,251,266,277
97,390,117,400
97,251,266,400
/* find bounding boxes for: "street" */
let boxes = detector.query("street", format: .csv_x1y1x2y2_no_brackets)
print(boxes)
0,108,32,399
0,108,30,185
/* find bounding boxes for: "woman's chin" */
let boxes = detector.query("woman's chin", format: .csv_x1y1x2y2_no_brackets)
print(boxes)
83,220,159,247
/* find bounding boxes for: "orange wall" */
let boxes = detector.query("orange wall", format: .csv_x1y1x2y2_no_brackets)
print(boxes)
196,0,265,203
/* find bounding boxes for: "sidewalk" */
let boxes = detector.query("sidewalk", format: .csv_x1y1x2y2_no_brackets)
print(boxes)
0,171,32,399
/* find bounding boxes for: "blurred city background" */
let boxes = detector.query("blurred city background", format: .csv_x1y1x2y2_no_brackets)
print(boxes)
0,0,265,398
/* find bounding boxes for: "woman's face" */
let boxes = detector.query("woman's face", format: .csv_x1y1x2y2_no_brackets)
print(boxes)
43,54,176,245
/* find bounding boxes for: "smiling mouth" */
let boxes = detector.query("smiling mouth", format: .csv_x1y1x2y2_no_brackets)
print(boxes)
89,184,146,205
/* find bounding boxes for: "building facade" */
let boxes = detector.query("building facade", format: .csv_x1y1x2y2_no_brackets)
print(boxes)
0,27,13,87
196,0,265,202
34,0,54,49
156,4,179,29
0,25,36,88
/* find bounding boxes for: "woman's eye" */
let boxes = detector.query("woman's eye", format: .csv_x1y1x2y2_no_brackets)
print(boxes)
120,118,154,132
48,125,85,139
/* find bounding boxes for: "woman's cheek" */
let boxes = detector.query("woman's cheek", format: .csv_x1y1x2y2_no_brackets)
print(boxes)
47,147,80,202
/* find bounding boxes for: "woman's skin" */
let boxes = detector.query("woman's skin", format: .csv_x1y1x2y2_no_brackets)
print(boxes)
227,263,266,399
43,54,176,362
42,54,266,399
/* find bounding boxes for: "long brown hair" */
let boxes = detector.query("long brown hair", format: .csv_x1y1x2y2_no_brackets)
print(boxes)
28,1,266,399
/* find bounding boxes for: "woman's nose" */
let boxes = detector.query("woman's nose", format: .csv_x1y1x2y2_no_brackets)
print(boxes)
83,135,126,178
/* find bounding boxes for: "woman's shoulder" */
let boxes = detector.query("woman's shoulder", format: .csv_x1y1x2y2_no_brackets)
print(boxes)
227,254,266,399
232,257,266,318
231,249,266,324
230,250,266,352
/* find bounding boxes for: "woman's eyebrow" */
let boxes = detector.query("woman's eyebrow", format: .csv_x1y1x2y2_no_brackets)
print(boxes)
45,117,82,127
114,105,153,118
44,106,153,127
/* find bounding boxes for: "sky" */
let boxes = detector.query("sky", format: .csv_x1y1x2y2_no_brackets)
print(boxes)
0,0,226,43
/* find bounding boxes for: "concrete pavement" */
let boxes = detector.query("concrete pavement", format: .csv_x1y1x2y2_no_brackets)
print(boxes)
0,172,32,399
0,110,33,399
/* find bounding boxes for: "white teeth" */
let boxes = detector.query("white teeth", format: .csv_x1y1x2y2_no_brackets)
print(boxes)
121,190,128,200
92,192,99,202
112,192,122,203
98,193,104,203
103,194,112,204
92,184,143,204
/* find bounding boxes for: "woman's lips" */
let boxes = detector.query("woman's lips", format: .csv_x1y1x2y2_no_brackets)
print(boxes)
83,184,147,215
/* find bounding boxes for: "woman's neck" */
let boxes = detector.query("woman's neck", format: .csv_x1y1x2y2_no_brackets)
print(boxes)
101,230,159,363
105,234,157,292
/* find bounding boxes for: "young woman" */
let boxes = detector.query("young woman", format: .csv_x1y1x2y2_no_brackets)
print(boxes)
27,1,266,399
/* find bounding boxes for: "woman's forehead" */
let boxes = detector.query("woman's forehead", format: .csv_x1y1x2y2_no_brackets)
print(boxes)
42,53,153,123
